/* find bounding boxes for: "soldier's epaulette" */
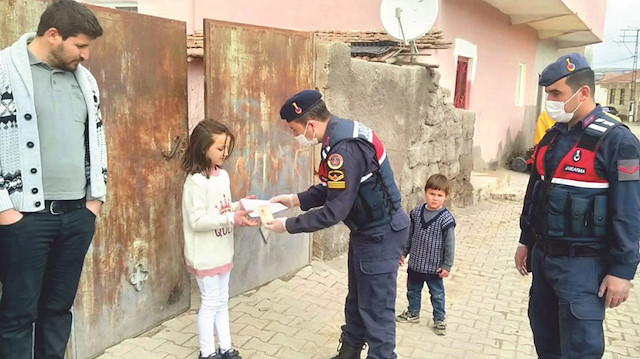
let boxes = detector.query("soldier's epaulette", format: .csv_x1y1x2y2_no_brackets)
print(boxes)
584,117,619,137
579,117,621,151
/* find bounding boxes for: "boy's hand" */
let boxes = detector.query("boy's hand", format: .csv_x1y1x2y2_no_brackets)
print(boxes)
437,268,449,278
398,255,406,267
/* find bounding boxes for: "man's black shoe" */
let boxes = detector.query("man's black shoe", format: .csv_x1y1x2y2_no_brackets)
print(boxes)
329,340,364,359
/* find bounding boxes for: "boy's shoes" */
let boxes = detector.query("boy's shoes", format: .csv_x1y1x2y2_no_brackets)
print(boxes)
433,319,447,336
198,352,222,359
219,348,242,359
396,310,420,323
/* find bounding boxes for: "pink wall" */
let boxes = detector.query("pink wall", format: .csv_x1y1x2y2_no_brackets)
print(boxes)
140,0,383,34
137,0,194,31
563,0,607,41
431,0,539,164
136,0,600,165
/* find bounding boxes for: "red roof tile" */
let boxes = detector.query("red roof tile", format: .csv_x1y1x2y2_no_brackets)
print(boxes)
187,29,451,62
599,69,640,84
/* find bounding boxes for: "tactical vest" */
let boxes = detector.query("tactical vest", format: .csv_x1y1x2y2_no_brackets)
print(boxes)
529,117,619,242
318,117,402,231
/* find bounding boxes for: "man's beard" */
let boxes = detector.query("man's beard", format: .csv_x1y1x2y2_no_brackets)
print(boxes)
51,45,81,72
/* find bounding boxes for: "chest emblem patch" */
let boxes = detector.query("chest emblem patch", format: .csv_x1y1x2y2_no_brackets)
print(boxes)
572,149,581,162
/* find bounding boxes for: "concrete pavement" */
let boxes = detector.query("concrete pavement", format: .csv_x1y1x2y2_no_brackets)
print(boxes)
95,172,640,359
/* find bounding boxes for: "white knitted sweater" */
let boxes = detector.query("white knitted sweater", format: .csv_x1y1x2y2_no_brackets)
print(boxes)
182,170,240,275
0,33,107,212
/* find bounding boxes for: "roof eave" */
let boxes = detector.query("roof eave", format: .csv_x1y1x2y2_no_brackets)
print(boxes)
482,0,603,48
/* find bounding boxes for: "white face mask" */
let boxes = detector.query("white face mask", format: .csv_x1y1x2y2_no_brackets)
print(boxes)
294,121,318,146
545,88,584,123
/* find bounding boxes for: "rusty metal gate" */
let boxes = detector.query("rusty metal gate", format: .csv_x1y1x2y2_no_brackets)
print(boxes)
203,20,314,295
0,2,189,358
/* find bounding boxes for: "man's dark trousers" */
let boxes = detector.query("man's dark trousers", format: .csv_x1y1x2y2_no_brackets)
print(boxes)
0,207,96,359
340,215,408,359
528,246,608,359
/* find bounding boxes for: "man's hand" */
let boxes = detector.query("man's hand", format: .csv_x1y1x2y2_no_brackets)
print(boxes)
269,194,299,208
263,217,288,233
599,275,631,308
86,200,102,217
398,255,406,267
233,210,258,227
0,209,23,225
514,244,529,276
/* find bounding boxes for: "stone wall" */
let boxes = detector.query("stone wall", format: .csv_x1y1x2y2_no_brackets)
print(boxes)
311,41,475,260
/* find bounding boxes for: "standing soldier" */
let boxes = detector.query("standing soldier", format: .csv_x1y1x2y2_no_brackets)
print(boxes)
515,53,640,358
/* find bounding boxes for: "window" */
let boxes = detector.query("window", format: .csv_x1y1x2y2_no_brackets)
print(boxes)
454,57,470,109
515,63,526,106
620,88,625,105
115,6,137,12
609,88,615,104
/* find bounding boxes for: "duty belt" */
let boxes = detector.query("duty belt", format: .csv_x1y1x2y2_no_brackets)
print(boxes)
534,236,608,257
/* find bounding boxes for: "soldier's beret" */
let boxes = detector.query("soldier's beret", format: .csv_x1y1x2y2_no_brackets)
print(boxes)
539,52,591,86
279,90,322,122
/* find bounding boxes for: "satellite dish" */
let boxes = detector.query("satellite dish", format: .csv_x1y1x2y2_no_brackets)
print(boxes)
380,0,438,42
380,0,438,62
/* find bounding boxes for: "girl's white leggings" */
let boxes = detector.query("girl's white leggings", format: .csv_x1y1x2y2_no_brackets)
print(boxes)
196,272,231,356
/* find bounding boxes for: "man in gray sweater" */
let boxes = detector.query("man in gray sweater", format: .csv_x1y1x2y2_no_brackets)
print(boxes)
0,1,107,358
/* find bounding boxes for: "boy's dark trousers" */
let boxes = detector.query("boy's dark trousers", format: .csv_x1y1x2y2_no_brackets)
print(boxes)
406,268,446,321
0,206,96,359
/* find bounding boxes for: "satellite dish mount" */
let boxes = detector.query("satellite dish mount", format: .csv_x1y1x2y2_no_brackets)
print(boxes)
394,7,420,55
380,0,439,63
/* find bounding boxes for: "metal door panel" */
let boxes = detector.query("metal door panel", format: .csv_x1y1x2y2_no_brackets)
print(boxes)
74,7,189,358
204,20,314,295
0,2,189,358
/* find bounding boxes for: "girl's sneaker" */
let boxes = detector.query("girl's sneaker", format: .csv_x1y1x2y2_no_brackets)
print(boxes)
198,352,222,359
219,348,242,359
395,310,420,323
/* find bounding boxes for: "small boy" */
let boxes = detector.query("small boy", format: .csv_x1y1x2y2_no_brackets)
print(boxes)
396,174,456,336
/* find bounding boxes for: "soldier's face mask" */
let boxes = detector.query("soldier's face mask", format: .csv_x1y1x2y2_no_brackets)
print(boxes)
545,87,584,123
295,121,319,146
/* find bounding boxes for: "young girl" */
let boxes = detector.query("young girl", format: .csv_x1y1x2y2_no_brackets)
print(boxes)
181,119,256,359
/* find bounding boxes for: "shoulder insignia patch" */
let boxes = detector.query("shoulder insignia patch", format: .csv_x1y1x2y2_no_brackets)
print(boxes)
618,159,640,181
327,154,344,170
327,169,346,189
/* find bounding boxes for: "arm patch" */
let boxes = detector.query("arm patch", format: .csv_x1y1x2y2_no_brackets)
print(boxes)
327,170,346,189
618,159,640,181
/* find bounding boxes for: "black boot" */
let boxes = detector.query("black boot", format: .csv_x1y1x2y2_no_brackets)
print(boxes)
329,340,364,359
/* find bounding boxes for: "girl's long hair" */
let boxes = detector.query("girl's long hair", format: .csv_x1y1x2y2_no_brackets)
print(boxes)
181,119,235,176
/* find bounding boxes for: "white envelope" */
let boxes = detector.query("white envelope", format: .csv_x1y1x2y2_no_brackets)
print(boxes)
240,198,288,218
